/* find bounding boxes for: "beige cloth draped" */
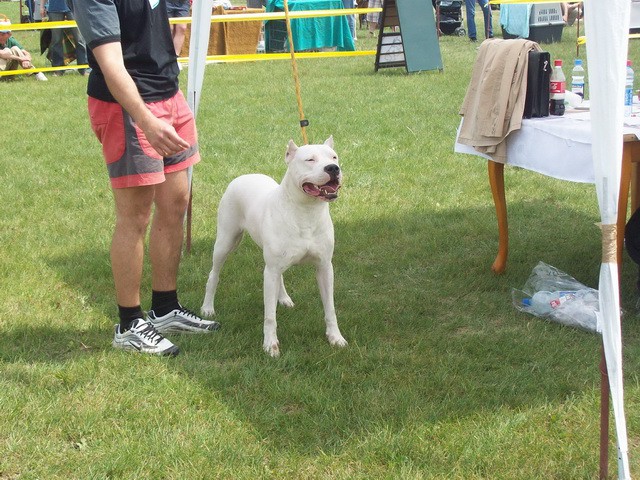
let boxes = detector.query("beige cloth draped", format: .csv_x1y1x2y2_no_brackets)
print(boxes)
458,38,541,163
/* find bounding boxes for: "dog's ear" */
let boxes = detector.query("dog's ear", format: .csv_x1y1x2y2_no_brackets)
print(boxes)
324,136,334,149
285,139,298,164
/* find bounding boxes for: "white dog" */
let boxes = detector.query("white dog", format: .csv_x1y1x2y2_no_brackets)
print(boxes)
201,137,348,357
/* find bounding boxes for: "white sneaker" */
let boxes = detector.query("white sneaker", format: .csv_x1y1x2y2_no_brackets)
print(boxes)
112,318,179,356
147,306,221,334
35,72,48,81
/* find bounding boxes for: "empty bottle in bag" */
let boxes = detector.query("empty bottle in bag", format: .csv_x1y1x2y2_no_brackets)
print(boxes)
522,290,577,316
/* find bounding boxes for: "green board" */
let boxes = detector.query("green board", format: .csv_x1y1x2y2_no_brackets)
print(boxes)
375,0,443,73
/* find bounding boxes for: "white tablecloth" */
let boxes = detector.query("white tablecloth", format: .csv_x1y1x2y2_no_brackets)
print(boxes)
455,108,640,184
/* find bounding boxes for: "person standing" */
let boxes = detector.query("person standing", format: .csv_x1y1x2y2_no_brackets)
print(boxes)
25,0,35,22
366,0,382,35
71,0,220,356
342,0,356,41
41,0,89,75
166,0,190,68
465,0,493,42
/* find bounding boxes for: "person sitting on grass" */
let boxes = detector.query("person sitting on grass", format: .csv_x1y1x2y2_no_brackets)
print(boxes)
0,18,47,81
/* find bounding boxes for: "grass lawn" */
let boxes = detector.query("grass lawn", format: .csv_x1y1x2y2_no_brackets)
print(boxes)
2,1,640,478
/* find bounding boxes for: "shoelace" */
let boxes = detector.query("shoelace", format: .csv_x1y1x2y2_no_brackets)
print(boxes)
177,306,201,320
136,321,164,344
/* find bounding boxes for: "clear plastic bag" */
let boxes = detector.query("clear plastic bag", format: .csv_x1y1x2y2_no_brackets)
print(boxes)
512,262,601,333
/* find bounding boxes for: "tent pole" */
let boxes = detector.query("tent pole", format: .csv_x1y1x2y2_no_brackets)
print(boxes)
599,346,610,480
186,189,193,254
576,14,580,58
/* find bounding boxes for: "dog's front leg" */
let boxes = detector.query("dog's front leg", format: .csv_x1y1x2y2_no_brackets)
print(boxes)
263,265,281,357
201,267,219,317
316,261,348,348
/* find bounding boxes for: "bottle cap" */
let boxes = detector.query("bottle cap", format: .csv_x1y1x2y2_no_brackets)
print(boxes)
574,59,582,66
628,60,633,67
554,59,563,66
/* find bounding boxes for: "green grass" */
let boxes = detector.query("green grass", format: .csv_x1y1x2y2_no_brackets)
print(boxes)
2,0,640,478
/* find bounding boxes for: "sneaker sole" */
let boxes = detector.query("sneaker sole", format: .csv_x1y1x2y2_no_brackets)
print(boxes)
112,341,180,357
154,321,221,335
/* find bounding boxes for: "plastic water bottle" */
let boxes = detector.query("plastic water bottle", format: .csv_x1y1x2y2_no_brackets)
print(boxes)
571,59,585,99
625,60,634,117
522,291,577,316
550,59,566,116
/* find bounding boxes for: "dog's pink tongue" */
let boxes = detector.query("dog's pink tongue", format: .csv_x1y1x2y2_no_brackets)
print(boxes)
303,184,321,196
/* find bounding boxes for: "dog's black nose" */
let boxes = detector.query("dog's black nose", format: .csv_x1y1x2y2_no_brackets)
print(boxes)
324,164,340,174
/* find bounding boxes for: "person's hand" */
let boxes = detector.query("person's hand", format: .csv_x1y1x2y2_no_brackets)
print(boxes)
89,42,190,158
20,59,32,69
138,114,190,158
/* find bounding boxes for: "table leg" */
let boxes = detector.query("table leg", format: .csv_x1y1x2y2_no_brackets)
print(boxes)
627,141,640,214
632,160,640,214
488,160,508,274
617,144,633,266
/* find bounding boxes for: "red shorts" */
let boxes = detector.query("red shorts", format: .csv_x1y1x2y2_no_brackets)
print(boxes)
88,90,200,189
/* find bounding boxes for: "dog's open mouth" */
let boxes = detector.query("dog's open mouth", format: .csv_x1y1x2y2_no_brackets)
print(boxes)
302,181,341,201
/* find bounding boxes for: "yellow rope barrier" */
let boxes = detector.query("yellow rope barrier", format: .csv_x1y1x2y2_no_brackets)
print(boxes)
6,19,78,31
1,50,378,77
188,50,377,63
0,64,88,76
1,8,381,76
5,9,382,31
577,33,640,46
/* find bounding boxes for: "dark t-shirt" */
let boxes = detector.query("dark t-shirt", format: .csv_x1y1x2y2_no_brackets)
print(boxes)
72,0,179,103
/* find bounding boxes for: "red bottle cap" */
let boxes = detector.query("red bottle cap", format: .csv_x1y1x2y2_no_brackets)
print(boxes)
554,59,563,66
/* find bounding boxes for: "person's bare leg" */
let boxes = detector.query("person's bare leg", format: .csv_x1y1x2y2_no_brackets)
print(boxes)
149,170,190,292
111,185,155,307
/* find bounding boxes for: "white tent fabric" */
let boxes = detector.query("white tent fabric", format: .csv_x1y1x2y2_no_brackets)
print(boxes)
185,0,214,198
584,0,631,477
187,0,214,116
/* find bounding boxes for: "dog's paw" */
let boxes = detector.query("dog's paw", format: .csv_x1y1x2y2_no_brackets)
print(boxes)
278,296,295,308
263,340,280,357
200,304,216,317
327,333,348,348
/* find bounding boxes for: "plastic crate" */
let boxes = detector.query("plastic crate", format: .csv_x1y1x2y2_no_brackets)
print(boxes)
528,2,564,43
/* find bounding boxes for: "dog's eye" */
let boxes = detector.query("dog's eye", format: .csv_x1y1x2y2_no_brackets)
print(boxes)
306,158,315,162
332,156,337,160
